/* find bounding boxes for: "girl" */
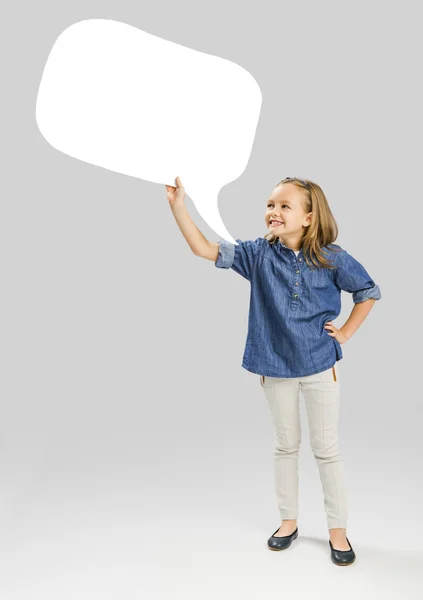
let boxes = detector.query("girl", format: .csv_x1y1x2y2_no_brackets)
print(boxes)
166,175,381,567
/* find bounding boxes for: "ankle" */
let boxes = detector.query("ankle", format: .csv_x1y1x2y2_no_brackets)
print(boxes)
329,528,346,537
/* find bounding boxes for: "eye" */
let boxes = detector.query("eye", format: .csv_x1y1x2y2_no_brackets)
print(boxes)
267,204,290,208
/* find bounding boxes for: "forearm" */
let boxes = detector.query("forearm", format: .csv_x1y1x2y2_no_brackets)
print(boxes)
170,202,210,255
340,298,376,340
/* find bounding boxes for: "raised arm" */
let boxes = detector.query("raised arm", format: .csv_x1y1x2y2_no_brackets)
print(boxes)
167,176,218,261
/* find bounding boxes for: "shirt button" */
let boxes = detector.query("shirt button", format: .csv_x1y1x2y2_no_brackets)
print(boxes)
295,270,300,273
295,282,299,286
298,258,302,262
293,293,298,298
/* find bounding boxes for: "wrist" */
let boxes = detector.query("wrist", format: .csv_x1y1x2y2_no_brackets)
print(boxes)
340,327,351,340
170,200,185,211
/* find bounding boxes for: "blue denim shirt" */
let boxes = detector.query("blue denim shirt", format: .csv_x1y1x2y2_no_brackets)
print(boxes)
215,237,381,378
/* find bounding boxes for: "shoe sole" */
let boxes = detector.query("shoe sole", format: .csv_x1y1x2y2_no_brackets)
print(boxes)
331,556,356,566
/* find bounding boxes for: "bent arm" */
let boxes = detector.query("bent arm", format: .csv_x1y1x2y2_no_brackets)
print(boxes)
340,298,377,340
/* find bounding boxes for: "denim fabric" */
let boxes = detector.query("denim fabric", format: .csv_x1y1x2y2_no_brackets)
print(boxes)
215,237,381,378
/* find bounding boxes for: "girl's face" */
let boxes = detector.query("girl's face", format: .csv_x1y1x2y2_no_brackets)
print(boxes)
265,183,312,237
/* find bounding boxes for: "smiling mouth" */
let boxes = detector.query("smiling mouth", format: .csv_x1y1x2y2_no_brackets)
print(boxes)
270,221,284,226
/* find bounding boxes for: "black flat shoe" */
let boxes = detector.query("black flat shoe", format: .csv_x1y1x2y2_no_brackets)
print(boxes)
267,526,298,551
329,537,356,566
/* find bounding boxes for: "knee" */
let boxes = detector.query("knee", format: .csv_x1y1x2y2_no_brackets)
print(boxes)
314,451,342,463
274,437,301,458
311,441,341,462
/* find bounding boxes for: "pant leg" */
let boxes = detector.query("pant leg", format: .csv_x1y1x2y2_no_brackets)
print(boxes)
260,374,301,521
300,364,348,530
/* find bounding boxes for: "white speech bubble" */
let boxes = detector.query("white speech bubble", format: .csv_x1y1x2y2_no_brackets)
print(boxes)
35,19,262,244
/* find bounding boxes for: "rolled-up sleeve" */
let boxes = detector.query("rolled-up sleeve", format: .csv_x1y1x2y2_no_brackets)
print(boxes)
334,250,382,303
215,238,262,281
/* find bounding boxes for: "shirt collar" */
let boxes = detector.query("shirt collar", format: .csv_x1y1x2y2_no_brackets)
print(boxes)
276,238,302,254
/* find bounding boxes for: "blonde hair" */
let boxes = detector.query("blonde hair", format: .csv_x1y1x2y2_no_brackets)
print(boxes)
264,177,342,269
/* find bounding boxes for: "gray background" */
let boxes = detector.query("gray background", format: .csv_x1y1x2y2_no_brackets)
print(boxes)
1,1,422,598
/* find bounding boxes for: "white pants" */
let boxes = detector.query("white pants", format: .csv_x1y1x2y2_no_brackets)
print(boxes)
260,364,347,530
